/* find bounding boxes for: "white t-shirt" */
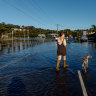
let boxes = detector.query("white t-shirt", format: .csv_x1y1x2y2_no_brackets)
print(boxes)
57,37,66,46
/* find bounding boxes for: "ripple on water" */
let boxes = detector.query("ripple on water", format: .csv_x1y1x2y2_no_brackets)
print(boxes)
0,41,96,96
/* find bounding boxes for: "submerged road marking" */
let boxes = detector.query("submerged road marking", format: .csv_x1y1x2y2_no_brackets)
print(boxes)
78,70,88,96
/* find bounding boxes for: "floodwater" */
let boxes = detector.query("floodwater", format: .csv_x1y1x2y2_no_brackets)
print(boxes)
0,39,96,96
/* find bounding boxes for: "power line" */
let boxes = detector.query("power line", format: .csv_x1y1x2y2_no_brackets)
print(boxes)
56,24,61,33
3,0,25,14
26,0,55,29
30,0,56,24
23,0,45,23
3,0,77,30
3,0,66,30
24,0,52,29
3,0,52,29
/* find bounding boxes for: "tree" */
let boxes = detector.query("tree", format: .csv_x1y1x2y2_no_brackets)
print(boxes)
92,25,96,32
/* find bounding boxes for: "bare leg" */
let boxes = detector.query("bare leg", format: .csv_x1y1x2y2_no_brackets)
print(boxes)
63,56,66,61
58,55,62,60
63,56,69,68
56,55,62,71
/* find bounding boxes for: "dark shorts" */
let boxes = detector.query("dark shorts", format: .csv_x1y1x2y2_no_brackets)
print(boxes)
57,44,66,56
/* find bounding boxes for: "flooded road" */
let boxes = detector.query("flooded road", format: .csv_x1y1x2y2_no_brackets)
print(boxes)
0,39,96,96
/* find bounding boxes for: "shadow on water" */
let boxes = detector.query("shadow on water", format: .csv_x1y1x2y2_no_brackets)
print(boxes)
7,76,26,96
52,71,69,96
45,68,82,96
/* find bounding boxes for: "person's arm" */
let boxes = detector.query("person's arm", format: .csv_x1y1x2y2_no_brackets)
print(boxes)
63,39,66,47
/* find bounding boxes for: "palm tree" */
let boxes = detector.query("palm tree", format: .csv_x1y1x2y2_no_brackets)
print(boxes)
92,25,96,32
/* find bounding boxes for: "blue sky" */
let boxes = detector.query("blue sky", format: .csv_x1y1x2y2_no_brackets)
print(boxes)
0,0,96,30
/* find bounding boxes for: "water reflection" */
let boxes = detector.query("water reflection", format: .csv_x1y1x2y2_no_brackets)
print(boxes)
0,38,48,55
53,71,69,96
0,39,96,96
0,43,2,55
8,43,10,54
0,43,2,51
91,42,96,49
7,76,26,96
81,42,88,45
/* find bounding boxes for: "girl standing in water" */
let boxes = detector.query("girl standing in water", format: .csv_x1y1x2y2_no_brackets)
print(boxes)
56,32,69,71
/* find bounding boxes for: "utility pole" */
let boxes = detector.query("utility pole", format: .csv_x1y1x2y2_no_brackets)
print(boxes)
28,30,29,39
22,26,25,42
12,28,14,51
56,24,60,34
12,29,13,40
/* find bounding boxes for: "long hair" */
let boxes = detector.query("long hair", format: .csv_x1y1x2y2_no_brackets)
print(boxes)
59,32,65,37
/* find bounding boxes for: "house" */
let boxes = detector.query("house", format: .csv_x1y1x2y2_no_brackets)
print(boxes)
47,33,58,38
13,28,22,31
87,32,95,35
12,28,26,31
38,34,46,38
83,31,87,36
1,35,8,38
